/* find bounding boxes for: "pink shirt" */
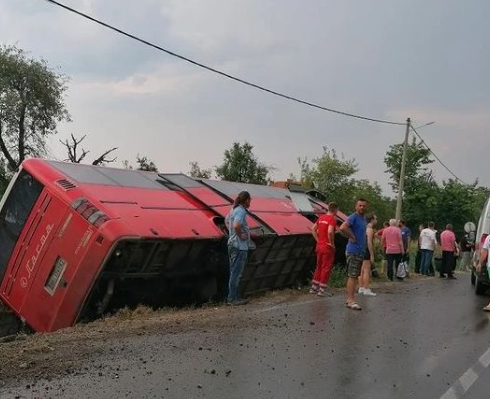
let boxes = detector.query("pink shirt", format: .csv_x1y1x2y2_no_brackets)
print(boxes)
440,230,456,252
382,226,403,254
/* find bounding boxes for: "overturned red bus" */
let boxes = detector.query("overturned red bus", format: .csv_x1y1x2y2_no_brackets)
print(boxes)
0,159,346,332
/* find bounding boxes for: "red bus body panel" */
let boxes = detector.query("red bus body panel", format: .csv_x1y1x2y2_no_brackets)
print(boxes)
0,159,344,332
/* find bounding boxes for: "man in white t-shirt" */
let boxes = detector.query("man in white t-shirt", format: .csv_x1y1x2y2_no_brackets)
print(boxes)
419,222,437,276
477,235,490,311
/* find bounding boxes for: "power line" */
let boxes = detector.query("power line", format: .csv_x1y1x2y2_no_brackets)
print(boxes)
410,125,469,185
42,0,405,126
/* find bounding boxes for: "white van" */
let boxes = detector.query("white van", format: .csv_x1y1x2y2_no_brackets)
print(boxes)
471,197,490,295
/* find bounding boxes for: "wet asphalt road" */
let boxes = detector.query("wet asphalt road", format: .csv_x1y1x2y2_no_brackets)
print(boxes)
3,273,490,399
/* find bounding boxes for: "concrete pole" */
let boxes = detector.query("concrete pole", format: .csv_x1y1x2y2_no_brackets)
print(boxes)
395,118,411,221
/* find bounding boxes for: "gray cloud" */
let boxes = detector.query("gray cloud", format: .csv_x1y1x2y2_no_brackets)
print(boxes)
2,0,489,193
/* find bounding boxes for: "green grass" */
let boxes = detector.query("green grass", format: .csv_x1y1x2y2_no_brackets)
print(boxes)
329,266,348,288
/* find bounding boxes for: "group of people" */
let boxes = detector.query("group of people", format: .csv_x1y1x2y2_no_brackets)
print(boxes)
310,198,477,310
225,191,477,310
310,198,410,311
416,223,474,278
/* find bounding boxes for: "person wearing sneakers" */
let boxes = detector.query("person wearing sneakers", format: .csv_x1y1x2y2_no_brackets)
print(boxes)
359,214,377,296
340,198,368,310
310,202,339,297
477,235,490,311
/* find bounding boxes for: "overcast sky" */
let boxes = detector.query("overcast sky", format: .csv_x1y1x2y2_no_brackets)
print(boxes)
1,0,489,195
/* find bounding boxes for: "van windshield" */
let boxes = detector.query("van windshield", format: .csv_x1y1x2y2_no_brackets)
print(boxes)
0,170,44,279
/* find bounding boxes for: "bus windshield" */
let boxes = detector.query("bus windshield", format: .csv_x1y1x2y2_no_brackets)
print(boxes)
0,170,44,279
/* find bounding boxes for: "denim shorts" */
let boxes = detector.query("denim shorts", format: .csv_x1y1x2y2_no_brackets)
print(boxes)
346,253,364,278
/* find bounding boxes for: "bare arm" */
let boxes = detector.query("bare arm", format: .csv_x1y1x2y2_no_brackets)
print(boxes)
399,231,404,253
477,248,488,272
340,221,356,243
311,222,319,242
328,224,335,248
367,228,374,261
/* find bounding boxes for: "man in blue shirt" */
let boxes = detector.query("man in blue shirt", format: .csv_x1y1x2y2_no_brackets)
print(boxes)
400,220,411,252
226,191,252,305
340,198,368,310
400,220,412,264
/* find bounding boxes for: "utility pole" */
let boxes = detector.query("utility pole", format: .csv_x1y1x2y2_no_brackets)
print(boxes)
395,117,411,221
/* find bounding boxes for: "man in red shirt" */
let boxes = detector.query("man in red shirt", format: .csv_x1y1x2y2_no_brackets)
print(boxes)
440,224,457,279
310,202,339,297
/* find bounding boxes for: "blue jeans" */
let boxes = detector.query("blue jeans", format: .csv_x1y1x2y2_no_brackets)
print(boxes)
228,246,248,302
420,249,434,275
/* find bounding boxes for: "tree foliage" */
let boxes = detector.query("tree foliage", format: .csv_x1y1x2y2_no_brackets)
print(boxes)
189,161,212,179
122,155,158,172
300,147,395,222
136,155,158,172
384,137,434,193
0,45,70,180
215,142,272,185
384,139,489,234
403,178,490,235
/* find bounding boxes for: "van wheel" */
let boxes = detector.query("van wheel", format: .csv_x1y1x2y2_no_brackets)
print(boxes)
475,275,488,295
471,272,476,285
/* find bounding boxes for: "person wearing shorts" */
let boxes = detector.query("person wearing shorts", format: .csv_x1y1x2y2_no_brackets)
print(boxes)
359,214,377,296
340,198,368,310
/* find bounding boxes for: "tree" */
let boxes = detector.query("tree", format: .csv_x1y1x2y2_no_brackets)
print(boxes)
384,137,434,193
136,155,158,172
401,178,441,230
60,133,118,166
300,147,395,217
123,155,158,172
351,179,396,224
0,45,70,182
215,142,272,184
299,147,359,211
189,161,212,179
384,140,490,233
434,180,490,235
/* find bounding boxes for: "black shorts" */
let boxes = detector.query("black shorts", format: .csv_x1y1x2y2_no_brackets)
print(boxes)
364,248,371,261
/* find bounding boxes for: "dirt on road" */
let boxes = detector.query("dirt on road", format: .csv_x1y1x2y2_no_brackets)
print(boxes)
0,288,307,385
0,274,416,388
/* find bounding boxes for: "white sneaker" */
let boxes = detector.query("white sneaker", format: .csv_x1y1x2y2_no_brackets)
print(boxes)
309,286,319,294
358,287,365,295
362,288,377,297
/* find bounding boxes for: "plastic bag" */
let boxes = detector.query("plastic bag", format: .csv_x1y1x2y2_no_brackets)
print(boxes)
396,261,409,279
